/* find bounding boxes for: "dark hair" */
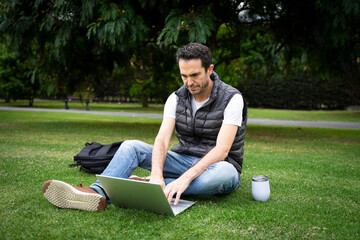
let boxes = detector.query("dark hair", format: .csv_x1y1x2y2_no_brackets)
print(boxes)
176,43,212,70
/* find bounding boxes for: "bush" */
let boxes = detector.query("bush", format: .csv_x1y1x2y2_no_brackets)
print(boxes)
242,74,356,110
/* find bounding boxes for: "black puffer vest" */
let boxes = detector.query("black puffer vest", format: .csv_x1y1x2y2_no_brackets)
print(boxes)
171,71,247,173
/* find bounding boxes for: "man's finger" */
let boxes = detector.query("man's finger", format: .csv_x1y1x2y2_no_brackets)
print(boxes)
164,185,173,203
167,190,175,204
174,192,182,205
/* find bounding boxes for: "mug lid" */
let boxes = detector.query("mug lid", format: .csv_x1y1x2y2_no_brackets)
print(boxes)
252,175,269,182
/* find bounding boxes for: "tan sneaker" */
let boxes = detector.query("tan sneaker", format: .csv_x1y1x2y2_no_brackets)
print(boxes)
42,180,106,211
129,175,150,182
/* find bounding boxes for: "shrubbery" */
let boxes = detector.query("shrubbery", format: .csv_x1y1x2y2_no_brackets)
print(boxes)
241,74,356,110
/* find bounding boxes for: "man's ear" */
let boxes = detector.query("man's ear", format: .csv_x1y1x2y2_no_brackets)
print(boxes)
207,64,214,76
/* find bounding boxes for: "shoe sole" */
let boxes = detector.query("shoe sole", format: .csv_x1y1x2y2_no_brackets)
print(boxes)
129,175,150,181
42,180,106,211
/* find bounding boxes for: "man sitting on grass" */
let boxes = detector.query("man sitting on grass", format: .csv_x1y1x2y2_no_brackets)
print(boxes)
42,43,247,211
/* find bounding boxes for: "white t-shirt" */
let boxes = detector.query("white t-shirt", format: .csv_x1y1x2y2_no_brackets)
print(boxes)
163,92,244,127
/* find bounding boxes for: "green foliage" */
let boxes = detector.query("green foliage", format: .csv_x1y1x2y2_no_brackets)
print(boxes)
157,6,215,46
243,74,355,110
243,0,360,101
0,41,31,103
87,2,149,49
1,0,359,108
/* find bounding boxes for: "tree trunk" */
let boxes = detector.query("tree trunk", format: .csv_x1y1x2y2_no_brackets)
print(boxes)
141,93,148,107
28,96,34,107
86,101,90,110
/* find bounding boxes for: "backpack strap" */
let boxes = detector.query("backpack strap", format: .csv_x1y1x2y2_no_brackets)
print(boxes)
73,142,103,160
79,142,103,156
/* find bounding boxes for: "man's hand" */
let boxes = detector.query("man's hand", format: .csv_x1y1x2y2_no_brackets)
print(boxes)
164,177,191,205
149,176,166,190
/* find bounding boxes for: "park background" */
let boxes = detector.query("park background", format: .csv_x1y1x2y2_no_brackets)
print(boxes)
0,0,359,109
0,0,359,239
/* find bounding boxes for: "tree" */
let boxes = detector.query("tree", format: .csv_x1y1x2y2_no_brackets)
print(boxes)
1,0,358,108
0,39,45,106
1,0,247,106
240,0,360,103
0,42,29,103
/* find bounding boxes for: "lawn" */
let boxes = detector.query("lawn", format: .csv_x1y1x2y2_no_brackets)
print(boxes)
0,99,165,114
0,110,359,239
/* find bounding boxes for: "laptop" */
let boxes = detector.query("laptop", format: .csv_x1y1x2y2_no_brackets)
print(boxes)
96,175,195,216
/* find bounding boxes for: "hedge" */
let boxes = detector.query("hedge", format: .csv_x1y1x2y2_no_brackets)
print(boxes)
241,74,357,110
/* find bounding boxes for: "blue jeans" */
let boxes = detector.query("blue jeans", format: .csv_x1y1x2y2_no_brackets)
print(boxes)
91,140,240,199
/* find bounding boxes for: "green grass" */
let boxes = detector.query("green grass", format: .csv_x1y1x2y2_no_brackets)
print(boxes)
1,99,359,122
248,108,360,122
0,110,359,239
0,99,164,114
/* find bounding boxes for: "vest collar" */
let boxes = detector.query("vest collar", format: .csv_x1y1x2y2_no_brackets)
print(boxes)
209,71,220,101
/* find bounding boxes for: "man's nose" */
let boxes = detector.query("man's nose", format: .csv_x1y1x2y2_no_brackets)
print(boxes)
187,77,195,86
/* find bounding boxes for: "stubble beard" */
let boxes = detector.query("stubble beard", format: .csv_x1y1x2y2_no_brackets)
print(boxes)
188,76,209,96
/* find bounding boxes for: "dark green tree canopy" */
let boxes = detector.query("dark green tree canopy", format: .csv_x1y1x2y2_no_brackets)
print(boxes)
1,0,359,106
242,0,360,101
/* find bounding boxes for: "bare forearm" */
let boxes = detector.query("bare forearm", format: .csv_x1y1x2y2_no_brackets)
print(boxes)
150,137,168,179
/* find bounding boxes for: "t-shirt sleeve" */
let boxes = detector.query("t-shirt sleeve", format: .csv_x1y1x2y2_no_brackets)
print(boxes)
163,92,177,119
223,94,244,127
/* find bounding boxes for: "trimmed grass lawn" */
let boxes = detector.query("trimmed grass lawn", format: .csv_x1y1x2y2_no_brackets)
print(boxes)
0,99,165,114
0,110,359,239
248,108,360,122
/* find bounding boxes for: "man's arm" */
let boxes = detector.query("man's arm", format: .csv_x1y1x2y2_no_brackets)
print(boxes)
164,123,238,205
149,117,175,189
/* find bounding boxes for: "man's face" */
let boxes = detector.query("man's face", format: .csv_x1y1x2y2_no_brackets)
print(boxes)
178,59,214,97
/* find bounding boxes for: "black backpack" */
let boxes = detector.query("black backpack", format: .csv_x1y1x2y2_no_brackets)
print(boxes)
70,141,123,174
